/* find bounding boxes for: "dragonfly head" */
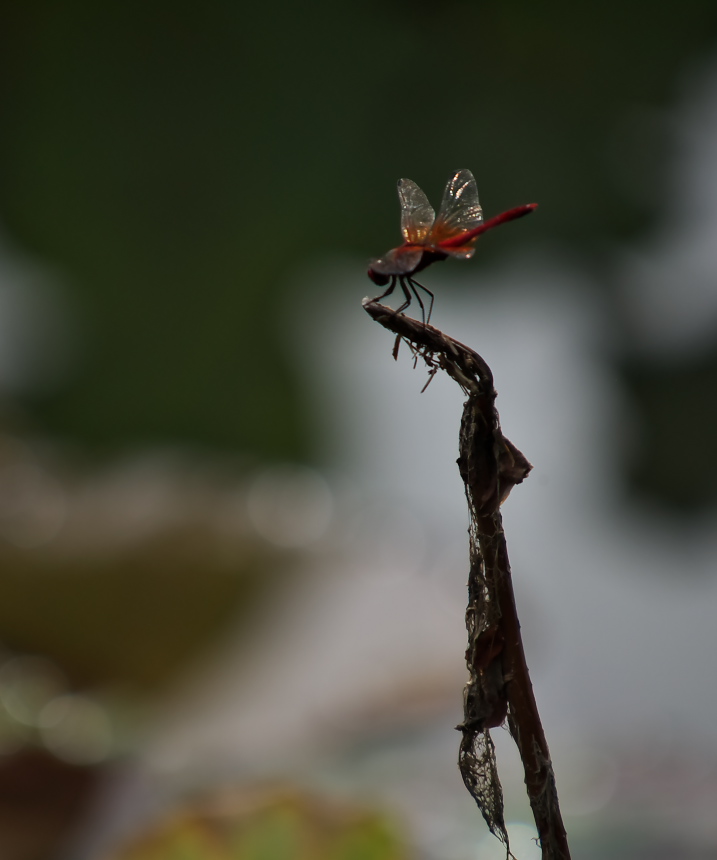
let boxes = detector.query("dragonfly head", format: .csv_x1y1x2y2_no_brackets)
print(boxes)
367,266,390,287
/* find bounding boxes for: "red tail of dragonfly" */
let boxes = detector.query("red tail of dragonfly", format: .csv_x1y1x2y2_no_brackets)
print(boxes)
368,169,537,323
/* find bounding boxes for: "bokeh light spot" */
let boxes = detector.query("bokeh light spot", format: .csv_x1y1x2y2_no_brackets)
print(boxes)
39,694,113,765
0,655,67,727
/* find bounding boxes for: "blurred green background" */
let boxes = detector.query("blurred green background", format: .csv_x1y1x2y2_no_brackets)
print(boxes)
2,1,716,474
1,3,717,858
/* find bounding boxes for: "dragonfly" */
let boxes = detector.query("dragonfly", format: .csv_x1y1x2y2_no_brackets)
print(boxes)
368,169,537,323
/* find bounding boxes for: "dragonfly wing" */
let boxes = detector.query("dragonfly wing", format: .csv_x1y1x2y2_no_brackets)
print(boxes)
398,179,435,244
430,169,483,243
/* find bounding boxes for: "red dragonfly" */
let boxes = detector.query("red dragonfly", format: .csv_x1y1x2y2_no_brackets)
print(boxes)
368,169,537,322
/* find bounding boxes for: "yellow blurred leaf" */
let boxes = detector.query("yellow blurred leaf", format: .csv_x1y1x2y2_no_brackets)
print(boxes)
109,787,409,860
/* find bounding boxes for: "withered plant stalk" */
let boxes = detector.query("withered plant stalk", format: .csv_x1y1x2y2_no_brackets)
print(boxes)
363,299,571,860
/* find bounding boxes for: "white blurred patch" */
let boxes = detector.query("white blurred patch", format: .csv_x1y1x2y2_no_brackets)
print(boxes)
552,743,619,816
621,58,717,355
246,464,334,548
0,233,78,394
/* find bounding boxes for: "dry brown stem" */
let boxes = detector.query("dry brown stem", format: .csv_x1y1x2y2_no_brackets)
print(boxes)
363,299,571,860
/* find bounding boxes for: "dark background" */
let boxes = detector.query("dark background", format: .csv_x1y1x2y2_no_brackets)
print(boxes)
2,2,716,502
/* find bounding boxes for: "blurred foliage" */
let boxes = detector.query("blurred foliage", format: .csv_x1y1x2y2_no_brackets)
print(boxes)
0,533,268,691
0,1,717,488
108,787,409,860
0,434,286,694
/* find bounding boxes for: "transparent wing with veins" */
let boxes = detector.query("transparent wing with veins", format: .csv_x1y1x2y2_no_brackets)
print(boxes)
398,178,436,244
430,169,484,258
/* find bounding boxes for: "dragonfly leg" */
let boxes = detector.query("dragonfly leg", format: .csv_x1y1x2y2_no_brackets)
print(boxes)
409,278,434,324
395,277,413,315
372,276,397,304
407,278,426,324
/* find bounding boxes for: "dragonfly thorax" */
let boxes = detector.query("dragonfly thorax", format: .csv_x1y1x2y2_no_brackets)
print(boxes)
367,245,448,284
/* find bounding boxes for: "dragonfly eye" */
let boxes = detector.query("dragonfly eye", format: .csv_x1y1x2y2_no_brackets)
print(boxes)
368,268,389,286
